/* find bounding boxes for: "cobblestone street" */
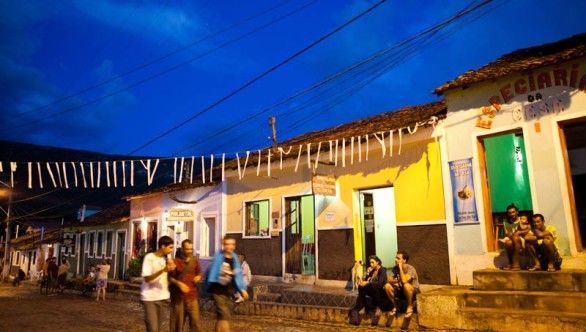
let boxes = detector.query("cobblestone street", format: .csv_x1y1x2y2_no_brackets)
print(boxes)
0,283,413,332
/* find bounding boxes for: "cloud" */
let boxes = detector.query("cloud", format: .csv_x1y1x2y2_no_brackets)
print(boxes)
72,0,205,45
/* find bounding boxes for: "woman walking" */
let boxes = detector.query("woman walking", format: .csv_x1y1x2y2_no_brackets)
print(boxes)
96,259,111,301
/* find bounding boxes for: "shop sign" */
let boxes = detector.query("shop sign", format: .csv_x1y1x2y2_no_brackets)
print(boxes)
312,174,336,196
167,209,194,221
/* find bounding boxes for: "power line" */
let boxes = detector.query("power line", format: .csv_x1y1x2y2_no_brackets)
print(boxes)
176,0,497,155
128,0,389,154
15,0,297,118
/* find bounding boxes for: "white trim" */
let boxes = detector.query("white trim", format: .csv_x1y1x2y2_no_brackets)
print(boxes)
551,112,586,255
396,220,446,227
242,197,272,239
439,132,458,284
87,231,95,258
200,212,220,259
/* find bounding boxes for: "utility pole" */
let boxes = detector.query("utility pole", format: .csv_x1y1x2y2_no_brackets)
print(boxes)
269,116,277,149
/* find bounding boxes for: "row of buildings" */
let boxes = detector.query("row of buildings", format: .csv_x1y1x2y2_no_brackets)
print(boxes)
8,33,586,286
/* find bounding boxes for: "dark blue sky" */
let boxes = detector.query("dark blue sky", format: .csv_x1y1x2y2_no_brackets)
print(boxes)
1,0,585,158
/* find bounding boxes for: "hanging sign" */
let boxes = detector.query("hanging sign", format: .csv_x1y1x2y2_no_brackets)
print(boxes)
449,158,478,223
312,174,336,196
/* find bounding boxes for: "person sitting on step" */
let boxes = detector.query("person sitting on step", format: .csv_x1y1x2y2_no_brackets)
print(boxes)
531,214,562,272
500,203,523,271
384,250,420,319
352,255,387,324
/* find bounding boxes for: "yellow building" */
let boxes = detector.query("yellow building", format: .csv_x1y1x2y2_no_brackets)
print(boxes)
224,101,449,284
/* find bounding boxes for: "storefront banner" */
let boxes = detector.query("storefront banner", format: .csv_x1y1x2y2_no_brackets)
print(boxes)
449,158,478,223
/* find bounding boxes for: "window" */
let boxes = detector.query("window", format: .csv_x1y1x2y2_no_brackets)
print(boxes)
106,231,113,258
97,231,104,257
244,200,270,237
88,232,95,257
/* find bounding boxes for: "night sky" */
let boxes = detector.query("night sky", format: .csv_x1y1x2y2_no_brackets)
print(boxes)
1,0,585,158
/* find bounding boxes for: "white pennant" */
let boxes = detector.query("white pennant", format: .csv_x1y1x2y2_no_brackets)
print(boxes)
190,156,195,184
37,162,43,189
236,152,250,180
314,142,322,169
398,128,403,155
374,132,386,158
71,162,78,187
28,162,32,189
55,162,63,187
122,161,126,187
113,161,118,187
294,145,302,172
329,140,333,162
80,162,87,188
96,162,101,188
201,156,206,184
267,149,272,177
90,162,95,188
105,161,110,187
407,123,418,134
306,144,312,169
46,162,57,188
334,140,339,166
350,137,354,165
130,160,135,186
62,162,69,189
278,146,293,170
10,162,17,187
140,159,159,186
389,130,394,157
178,157,184,183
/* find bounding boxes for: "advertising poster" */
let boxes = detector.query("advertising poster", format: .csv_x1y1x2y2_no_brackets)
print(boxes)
449,158,478,223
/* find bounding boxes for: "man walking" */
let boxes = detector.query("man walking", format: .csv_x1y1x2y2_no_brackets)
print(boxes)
206,235,248,332
169,239,203,331
141,236,176,332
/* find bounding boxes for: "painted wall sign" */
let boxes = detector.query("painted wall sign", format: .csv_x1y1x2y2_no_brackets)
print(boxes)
324,212,335,222
475,61,582,128
167,208,194,221
449,158,478,223
312,174,336,196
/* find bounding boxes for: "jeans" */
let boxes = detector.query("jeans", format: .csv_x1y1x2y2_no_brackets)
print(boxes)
170,296,202,332
142,300,167,332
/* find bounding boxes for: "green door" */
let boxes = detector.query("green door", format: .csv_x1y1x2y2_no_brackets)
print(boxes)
484,133,533,212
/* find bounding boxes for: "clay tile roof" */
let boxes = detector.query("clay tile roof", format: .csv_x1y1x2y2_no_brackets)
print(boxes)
224,100,446,170
433,33,586,95
82,202,130,226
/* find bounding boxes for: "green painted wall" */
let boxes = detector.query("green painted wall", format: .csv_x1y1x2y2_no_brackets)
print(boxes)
484,133,533,212
301,195,315,243
258,200,269,233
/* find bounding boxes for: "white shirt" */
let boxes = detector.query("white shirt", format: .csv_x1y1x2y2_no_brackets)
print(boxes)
140,253,170,301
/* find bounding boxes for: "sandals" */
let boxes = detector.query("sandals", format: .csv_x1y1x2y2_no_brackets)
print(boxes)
547,264,556,272
389,307,397,317
528,265,541,271
405,309,414,319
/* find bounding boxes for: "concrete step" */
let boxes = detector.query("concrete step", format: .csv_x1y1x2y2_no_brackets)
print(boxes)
280,289,356,307
256,292,281,302
473,268,586,292
460,289,586,313
418,286,586,331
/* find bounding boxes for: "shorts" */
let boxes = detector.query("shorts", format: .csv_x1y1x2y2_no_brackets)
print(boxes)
96,279,108,289
212,292,234,320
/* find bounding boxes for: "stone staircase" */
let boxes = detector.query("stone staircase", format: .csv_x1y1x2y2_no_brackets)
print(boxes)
244,282,419,329
418,269,586,331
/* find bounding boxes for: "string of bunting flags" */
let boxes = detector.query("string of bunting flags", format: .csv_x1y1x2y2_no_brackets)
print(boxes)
0,116,439,190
